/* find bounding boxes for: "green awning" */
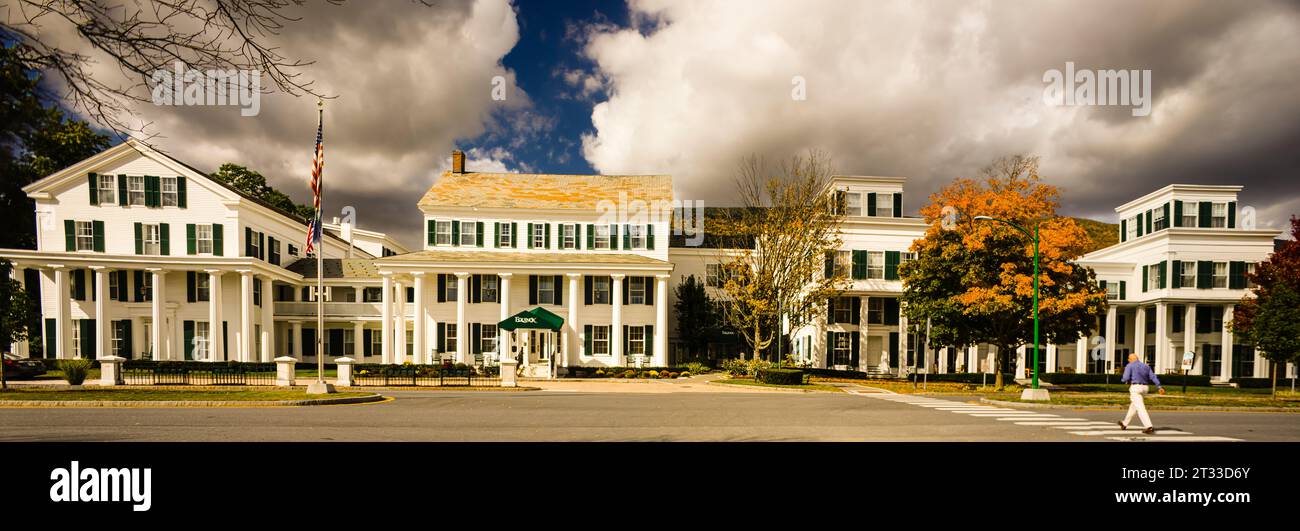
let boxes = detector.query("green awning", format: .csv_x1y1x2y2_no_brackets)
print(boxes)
498,307,565,331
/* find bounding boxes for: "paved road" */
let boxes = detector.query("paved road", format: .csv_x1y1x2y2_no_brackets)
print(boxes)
1,388,1296,442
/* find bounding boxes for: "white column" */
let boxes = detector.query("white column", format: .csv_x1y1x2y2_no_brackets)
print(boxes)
1154,302,1168,373
380,273,393,364
394,279,406,363
1134,306,1147,363
1220,303,1235,379
206,270,223,361
149,268,164,361
1104,306,1117,373
353,320,365,360
857,296,869,371
49,267,68,359
968,345,979,374
939,347,950,374
1045,343,1056,374
499,273,512,364
567,273,581,367
260,277,273,362
9,265,27,357
611,274,624,366
239,270,254,362
455,272,468,364
91,267,108,359
353,286,363,303
1076,337,1088,374
653,274,669,367
412,272,425,364
1184,304,1196,374
291,321,303,359
896,299,907,373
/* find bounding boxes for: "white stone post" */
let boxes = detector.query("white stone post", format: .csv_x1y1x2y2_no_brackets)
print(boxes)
291,321,303,360
455,272,469,364
1134,306,1147,364
97,355,125,386
1045,344,1056,374
352,320,365,361
653,274,669,367
275,356,296,386
51,266,68,359
611,274,624,366
1075,337,1087,374
567,273,580,367
335,357,354,386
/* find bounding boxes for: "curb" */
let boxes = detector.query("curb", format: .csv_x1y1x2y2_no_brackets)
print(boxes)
0,393,387,408
705,380,839,393
980,397,1300,413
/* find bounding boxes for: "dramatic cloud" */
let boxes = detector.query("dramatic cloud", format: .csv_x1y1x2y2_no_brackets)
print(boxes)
578,0,1300,233
47,0,534,247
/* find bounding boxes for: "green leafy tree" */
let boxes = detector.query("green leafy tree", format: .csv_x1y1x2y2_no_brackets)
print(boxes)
0,259,38,389
900,155,1107,388
674,274,722,362
1232,216,1300,397
210,163,313,220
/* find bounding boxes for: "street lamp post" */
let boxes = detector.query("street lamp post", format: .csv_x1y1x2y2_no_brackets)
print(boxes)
974,216,1049,400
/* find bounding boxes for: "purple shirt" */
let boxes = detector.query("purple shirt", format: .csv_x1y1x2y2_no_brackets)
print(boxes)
1122,360,1162,388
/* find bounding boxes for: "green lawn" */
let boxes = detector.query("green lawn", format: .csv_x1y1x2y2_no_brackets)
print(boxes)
998,389,1300,409
714,378,843,393
0,387,371,402
294,369,337,378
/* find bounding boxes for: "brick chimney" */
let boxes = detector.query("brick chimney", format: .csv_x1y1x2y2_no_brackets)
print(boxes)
451,150,465,173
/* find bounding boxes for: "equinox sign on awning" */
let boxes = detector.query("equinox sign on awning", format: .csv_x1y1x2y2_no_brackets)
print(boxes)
498,307,564,331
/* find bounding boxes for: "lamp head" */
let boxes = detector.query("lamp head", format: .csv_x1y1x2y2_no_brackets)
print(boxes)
974,216,993,221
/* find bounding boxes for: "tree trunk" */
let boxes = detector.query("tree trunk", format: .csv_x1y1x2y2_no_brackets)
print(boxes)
993,345,1006,389
1272,362,1277,400
752,322,763,361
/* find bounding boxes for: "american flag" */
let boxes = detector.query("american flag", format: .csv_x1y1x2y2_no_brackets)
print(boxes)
304,111,324,254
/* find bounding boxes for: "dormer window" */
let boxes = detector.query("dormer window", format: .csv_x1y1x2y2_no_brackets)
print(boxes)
434,221,452,245
97,175,117,205
161,177,179,207
844,192,862,216
1126,215,1139,240
1181,201,1197,227
128,176,146,205
1211,202,1227,228
875,193,893,217
1153,207,1167,231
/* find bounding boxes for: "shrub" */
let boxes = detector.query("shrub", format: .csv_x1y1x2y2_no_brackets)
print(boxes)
622,370,637,379
647,370,660,378
682,361,711,375
680,371,691,378
1229,377,1277,389
756,368,805,386
57,359,94,385
721,359,749,377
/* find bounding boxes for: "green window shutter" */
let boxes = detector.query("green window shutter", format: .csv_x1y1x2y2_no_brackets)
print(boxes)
157,223,170,255
1142,265,1149,292
544,223,552,249
893,193,902,217
622,224,630,250
1227,202,1236,228
584,324,593,355
824,252,835,278
1119,281,1126,300
1099,280,1107,292
851,250,866,279
1229,261,1245,289
623,325,630,355
436,274,446,303
1173,200,1182,227
211,224,222,256
885,251,900,280
825,331,834,366
118,174,128,205
850,297,861,325
258,232,265,260
186,271,196,302
81,319,96,358
244,228,253,257
528,275,538,305
1196,261,1212,289
645,325,654,357
1145,210,1152,234
1120,219,1126,242
472,323,482,354
867,192,877,216
145,176,160,207
65,220,75,251
427,220,436,246
183,320,195,360
1162,203,1170,230
1171,260,1181,288
644,275,654,305
44,319,56,358
884,298,900,325
609,224,618,249
88,174,99,205
176,176,187,208
826,298,835,324
92,220,105,252
586,224,594,249
526,223,534,249
1198,202,1212,228
511,223,517,247
492,222,500,248
451,220,460,246
574,224,582,250
646,224,654,250
134,223,143,254
186,224,196,255
72,269,85,300
1158,262,1167,289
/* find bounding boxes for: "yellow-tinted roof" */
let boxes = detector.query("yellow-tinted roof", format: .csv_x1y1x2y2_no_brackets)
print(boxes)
375,249,669,266
418,171,673,210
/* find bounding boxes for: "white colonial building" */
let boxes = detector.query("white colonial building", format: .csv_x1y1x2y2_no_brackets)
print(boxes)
2,142,1289,381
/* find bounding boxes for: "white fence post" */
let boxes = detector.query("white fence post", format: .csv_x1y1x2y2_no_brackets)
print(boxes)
275,356,297,386
97,356,125,386
335,357,354,387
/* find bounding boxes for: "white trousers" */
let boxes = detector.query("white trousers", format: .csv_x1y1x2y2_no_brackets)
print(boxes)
1123,384,1153,428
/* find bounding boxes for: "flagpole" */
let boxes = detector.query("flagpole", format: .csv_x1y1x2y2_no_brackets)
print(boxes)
308,99,334,394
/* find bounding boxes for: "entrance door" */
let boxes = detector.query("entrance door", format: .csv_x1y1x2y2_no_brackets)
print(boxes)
866,336,883,371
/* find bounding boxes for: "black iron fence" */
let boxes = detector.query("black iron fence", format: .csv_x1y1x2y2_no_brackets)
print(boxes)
122,361,277,386
352,364,500,387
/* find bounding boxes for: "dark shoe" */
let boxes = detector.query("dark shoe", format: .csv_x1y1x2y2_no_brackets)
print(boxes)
1117,421,1127,430
1142,427,1156,435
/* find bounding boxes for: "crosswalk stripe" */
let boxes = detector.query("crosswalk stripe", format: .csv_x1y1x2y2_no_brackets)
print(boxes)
992,416,1073,421
1104,435,1242,442
1048,423,1127,429
1070,430,1191,436
1014,421,1109,426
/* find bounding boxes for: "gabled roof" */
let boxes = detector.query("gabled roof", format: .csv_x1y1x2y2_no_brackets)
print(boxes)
284,258,380,279
418,170,672,211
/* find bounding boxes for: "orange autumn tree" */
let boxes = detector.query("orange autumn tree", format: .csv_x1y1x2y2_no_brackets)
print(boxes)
900,155,1106,388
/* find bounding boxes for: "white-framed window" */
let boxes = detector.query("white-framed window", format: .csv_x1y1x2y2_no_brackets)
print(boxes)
498,223,512,248
833,251,851,278
561,224,577,249
97,174,116,205
111,321,126,357
140,273,153,301
1213,262,1228,288
831,331,852,366
128,176,145,205
1246,263,1258,289
161,176,178,207
592,325,610,355
249,231,261,258
628,225,645,249
71,320,81,358
867,297,884,324
593,276,611,304
442,274,458,301
1147,264,1163,289
459,219,476,246
1106,282,1120,300
867,251,885,279
1182,202,1197,228
435,220,452,246
532,223,547,249
844,192,862,216
481,275,499,303
537,275,556,305
142,224,161,255
1181,261,1196,288
901,252,917,265
876,193,893,217
1211,202,1227,228
481,323,498,354
1153,207,1167,231
628,326,646,355
109,272,121,300
343,329,354,357
629,277,646,304
196,274,210,302
444,324,458,353
594,225,612,250
288,244,299,257
195,321,210,360
706,264,722,287
834,297,853,323
369,327,381,355
75,221,94,251
195,224,214,254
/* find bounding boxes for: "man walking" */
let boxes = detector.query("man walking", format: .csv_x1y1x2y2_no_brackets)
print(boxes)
1118,353,1165,434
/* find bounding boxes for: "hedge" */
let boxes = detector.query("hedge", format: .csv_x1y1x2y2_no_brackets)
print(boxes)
800,367,870,380
756,368,805,385
562,366,691,378
907,372,1017,384
1229,377,1285,389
